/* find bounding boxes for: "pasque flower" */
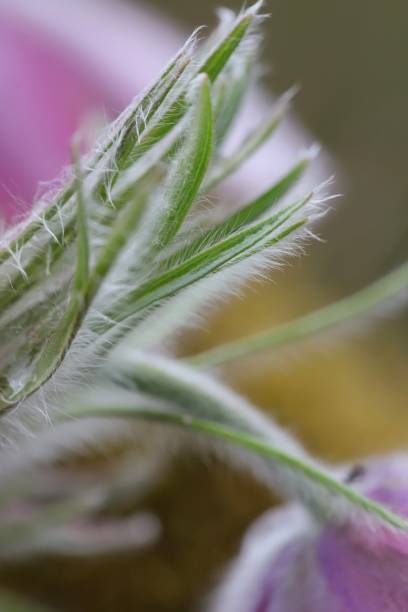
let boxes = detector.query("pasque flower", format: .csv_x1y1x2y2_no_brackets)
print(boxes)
211,454,408,612
0,1,329,560
1,3,407,606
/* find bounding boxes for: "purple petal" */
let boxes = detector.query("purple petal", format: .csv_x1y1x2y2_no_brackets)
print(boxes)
211,506,338,612
211,455,408,612
319,525,408,612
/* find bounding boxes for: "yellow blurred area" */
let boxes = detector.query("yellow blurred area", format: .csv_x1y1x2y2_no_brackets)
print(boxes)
185,276,408,460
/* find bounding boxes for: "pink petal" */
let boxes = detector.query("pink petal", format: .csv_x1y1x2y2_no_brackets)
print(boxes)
0,1,181,223
319,526,408,612
0,12,114,220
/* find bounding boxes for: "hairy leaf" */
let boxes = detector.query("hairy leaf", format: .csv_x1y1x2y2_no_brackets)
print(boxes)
67,351,408,532
104,196,310,327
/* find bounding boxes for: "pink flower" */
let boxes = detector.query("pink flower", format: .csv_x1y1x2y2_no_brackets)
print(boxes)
211,455,408,612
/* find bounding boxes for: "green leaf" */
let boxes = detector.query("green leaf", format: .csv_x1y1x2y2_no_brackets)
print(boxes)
0,224,74,314
95,40,193,201
0,3,261,286
161,193,310,271
0,112,180,346
204,89,297,191
86,170,157,304
170,158,310,263
200,8,258,82
213,57,252,145
0,0,263,318
72,152,90,291
104,196,310,327
189,260,408,367
0,184,74,268
116,2,262,173
149,74,213,251
0,157,90,409
213,158,309,230
0,169,159,410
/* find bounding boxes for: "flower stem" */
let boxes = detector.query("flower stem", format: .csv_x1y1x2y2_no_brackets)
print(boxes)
188,261,408,367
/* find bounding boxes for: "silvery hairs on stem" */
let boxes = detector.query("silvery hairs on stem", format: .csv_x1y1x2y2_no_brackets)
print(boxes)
0,1,407,550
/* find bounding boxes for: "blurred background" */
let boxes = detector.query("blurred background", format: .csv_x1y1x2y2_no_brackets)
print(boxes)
154,0,408,288
0,0,407,610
